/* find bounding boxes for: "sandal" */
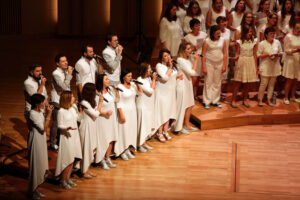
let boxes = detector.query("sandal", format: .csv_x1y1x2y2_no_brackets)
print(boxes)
157,133,166,142
163,131,172,140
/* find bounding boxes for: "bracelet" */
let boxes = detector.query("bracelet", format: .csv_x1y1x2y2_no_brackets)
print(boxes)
45,118,51,121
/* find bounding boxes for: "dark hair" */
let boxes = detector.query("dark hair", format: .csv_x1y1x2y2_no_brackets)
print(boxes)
171,0,185,9
189,18,201,29
105,33,118,45
240,12,257,38
59,91,72,109
281,0,294,23
212,0,223,9
139,63,150,78
187,0,202,17
120,69,132,84
257,0,270,12
164,3,177,22
234,0,246,12
30,93,45,109
80,45,93,56
240,25,254,43
216,16,227,24
82,83,96,108
210,25,221,40
289,10,300,28
54,54,66,63
28,64,41,72
158,49,171,63
268,11,278,20
264,26,276,38
96,74,109,93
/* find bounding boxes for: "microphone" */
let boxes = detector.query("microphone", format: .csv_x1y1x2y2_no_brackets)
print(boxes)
151,70,162,79
93,54,107,63
172,60,178,64
132,80,143,85
191,52,203,57
116,87,123,92
103,97,108,103
39,75,49,85
76,101,87,109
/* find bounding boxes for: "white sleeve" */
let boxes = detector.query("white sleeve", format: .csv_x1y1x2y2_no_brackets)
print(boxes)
75,62,83,86
159,18,168,43
257,42,264,57
53,72,72,91
30,111,44,133
102,50,122,71
178,59,197,76
183,16,191,34
156,64,170,82
82,101,100,120
137,77,153,97
24,82,37,97
57,109,68,130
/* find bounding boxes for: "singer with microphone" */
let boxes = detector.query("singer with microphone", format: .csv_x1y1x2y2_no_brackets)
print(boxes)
136,63,157,153
102,34,123,86
95,74,119,170
174,42,199,135
184,18,207,100
115,69,142,160
49,54,73,151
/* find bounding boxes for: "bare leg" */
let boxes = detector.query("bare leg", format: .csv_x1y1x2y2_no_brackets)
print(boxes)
243,83,250,104
105,142,114,158
284,78,293,100
192,76,199,99
61,163,73,182
163,120,169,133
183,106,193,128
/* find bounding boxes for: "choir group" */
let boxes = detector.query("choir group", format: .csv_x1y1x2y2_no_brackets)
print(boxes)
23,0,300,199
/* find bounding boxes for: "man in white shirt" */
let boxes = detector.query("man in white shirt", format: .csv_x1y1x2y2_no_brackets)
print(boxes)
50,54,73,151
102,34,123,85
75,45,103,97
24,64,48,126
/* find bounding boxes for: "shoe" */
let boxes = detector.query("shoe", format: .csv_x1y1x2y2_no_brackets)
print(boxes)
105,157,117,168
283,99,290,105
230,103,238,108
32,190,40,200
126,149,135,159
143,144,153,150
204,104,210,109
138,146,147,153
180,128,190,135
268,103,275,107
157,133,166,142
290,98,300,103
258,102,263,107
66,179,77,187
184,126,198,131
60,181,71,190
36,190,45,198
163,131,172,140
215,103,222,108
100,160,110,170
242,102,250,108
120,153,129,161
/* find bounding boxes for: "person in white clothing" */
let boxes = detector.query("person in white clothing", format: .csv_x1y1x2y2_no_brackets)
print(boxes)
283,20,300,104
79,83,103,178
102,34,123,86
136,63,157,153
235,12,257,40
27,94,53,199
172,0,187,27
259,12,281,41
115,69,142,160
95,74,119,169
278,0,294,32
159,3,184,57
174,42,199,134
183,0,206,34
257,27,283,106
49,54,73,151
283,11,300,34
228,0,246,40
75,45,103,98
184,18,207,99
206,0,228,29
256,0,271,32
202,25,227,109
55,91,82,189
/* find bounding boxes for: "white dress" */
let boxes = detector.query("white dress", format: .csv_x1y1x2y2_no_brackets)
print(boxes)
176,6,187,28
28,110,48,192
184,31,208,76
95,90,119,162
277,11,291,31
79,100,99,173
174,57,197,132
183,15,206,34
234,39,258,83
283,33,300,80
136,77,155,145
159,17,183,57
256,12,268,34
230,11,243,40
115,83,140,156
197,0,211,21
154,63,178,131
55,105,82,176
257,39,282,77
210,6,226,26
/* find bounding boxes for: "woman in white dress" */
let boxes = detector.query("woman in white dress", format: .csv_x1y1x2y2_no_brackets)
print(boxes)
55,91,82,189
136,63,157,152
79,83,103,178
154,49,182,142
174,42,200,134
183,0,206,34
256,0,271,32
159,3,184,57
202,25,227,109
95,74,119,169
278,0,294,32
283,11,300,34
228,0,246,40
184,18,208,99
115,69,142,160
257,27,283,106
235,12,257,40
283,20,300,104
28,94,53,199
173,0,187,27
231,25,258,108
206,0,228,29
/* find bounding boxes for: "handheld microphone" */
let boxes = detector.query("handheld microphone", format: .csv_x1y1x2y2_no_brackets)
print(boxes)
116,87,124,92
132,80,143,85
39,75,49,85
93,54,107,63
103,97,108,103
151,70,162,78
76,101,88,109
191,52,203,57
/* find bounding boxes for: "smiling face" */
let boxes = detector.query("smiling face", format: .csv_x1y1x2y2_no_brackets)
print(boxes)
57,56,68,70
108,36,119,48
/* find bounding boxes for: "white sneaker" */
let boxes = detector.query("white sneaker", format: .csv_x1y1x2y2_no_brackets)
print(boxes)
138,146,147,153
204,104,210,109
120,153,129,161
105,157,117,168
66,179,77,187
283,99,290,105
180,128,190,135
100,160,110,170
36,190,45,198
60,181,71,190
215,103,222,108
184,126,198,132
143,144,153,150
126,149,135,159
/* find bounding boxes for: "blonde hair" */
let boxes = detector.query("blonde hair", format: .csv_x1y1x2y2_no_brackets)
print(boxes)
177,42,192,58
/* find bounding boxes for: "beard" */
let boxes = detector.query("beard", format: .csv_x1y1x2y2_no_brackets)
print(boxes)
86,55,93,60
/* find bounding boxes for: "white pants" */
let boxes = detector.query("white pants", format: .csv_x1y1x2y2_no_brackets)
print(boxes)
203,61,223,105
258,76,277,100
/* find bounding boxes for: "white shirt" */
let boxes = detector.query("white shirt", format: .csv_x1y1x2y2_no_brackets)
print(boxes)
102,46,122,82
51,67,72,104
24,76,48,112
75,56,98,86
